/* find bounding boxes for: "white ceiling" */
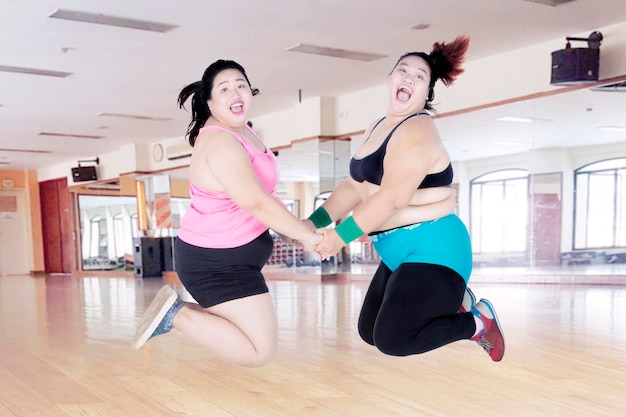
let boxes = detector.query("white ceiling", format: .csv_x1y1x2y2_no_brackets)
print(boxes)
1,0,626,172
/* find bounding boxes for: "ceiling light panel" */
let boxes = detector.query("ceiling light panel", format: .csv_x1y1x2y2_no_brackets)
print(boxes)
494,116,553,123
596,126,626,132
96,112,172,121
0,65,72,78
48,9,178,33
285,44,387,62
38,132,104,139
0,148,52,154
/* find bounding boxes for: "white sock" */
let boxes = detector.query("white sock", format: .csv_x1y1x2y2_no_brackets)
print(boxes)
472,315,485,338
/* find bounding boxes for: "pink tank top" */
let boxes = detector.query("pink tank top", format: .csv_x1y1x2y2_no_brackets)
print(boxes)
177,124,281,248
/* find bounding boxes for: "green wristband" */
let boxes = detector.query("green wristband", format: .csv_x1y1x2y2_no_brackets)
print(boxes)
335,216,364,244
308,207,332,228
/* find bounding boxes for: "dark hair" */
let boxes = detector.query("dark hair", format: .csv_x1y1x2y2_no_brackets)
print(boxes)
391,35,469,111
177,59,260,146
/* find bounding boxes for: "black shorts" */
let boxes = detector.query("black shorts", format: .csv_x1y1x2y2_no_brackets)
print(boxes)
174,231,273,308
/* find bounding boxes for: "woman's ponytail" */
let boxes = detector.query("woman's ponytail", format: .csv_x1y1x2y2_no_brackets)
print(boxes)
177,80,209,147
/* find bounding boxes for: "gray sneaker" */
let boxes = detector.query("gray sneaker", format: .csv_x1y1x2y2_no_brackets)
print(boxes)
132,285,182,350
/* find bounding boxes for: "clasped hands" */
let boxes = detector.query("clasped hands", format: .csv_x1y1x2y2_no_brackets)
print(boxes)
283,219,346,261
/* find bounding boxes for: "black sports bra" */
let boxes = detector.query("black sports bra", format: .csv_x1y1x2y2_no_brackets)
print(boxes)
349,113,453,188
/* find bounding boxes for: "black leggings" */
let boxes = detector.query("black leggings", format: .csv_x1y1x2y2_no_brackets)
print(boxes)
358,262,476,356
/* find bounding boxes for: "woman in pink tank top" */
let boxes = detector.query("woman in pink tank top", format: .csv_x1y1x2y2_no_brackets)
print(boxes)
132,59,321,367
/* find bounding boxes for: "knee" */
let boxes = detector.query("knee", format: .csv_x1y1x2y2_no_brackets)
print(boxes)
372,329,413,357
358,324,375,346
244,344,277,368
374,338,409,357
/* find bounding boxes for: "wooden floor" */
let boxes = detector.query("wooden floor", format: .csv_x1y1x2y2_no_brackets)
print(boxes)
0,273,625,417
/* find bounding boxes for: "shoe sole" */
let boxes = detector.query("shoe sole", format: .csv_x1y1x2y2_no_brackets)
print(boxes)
131,285,178,350
477,298,505,361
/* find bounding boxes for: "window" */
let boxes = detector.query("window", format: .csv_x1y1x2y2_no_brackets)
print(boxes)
130,213,139,238
89,215,106,259
470,169,529,254
574,158,626,249
113,213,125,258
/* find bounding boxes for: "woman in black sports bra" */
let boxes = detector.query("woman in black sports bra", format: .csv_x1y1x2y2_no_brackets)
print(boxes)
307,36,505,362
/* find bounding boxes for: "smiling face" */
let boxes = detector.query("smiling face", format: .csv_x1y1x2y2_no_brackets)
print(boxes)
387,55,431,115
207,68,253,128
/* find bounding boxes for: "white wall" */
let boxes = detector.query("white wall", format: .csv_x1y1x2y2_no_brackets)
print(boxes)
251,21,626,144
39,21,626,182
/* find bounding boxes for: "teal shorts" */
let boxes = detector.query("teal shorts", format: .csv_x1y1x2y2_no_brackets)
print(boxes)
369,214,473,283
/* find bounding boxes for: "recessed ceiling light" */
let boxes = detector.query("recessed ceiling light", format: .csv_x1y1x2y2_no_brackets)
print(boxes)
285,43,387,62
494,116,533,123
38,132,104,139
491,141,531,146
95,112,172,121
48,9,178,33
0,65,72,78
596,125,626,132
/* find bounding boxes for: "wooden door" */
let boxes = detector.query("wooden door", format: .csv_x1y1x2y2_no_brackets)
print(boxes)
40,178,71,273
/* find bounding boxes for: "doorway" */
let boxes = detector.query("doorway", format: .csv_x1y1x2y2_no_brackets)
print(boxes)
0,189,32,274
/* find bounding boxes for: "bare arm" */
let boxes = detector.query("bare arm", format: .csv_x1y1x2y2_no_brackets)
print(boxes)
315,177,363,222
307,120,379,225
350,116,446,233
315,117,450,258
195,131,321,251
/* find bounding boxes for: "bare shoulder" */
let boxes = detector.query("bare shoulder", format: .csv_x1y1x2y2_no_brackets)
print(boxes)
391,114,441,148
193,129,246,161
196,128,239,148
360,117,385,144
403,113,438,135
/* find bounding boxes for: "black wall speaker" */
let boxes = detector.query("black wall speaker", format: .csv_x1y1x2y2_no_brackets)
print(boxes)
551,47,600,85
71,166,98,182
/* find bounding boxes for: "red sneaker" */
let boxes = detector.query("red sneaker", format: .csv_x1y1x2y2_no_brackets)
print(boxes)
470,299,505,362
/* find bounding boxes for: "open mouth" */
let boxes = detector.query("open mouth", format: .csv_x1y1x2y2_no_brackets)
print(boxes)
396,86,412,102
230,101,244,114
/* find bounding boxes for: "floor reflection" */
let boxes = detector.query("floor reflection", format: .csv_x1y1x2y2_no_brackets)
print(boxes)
1,274,625,416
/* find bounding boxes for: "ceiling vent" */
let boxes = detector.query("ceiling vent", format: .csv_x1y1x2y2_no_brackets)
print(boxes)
590,81,626,92
86,179,121,191
524,0,576,6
